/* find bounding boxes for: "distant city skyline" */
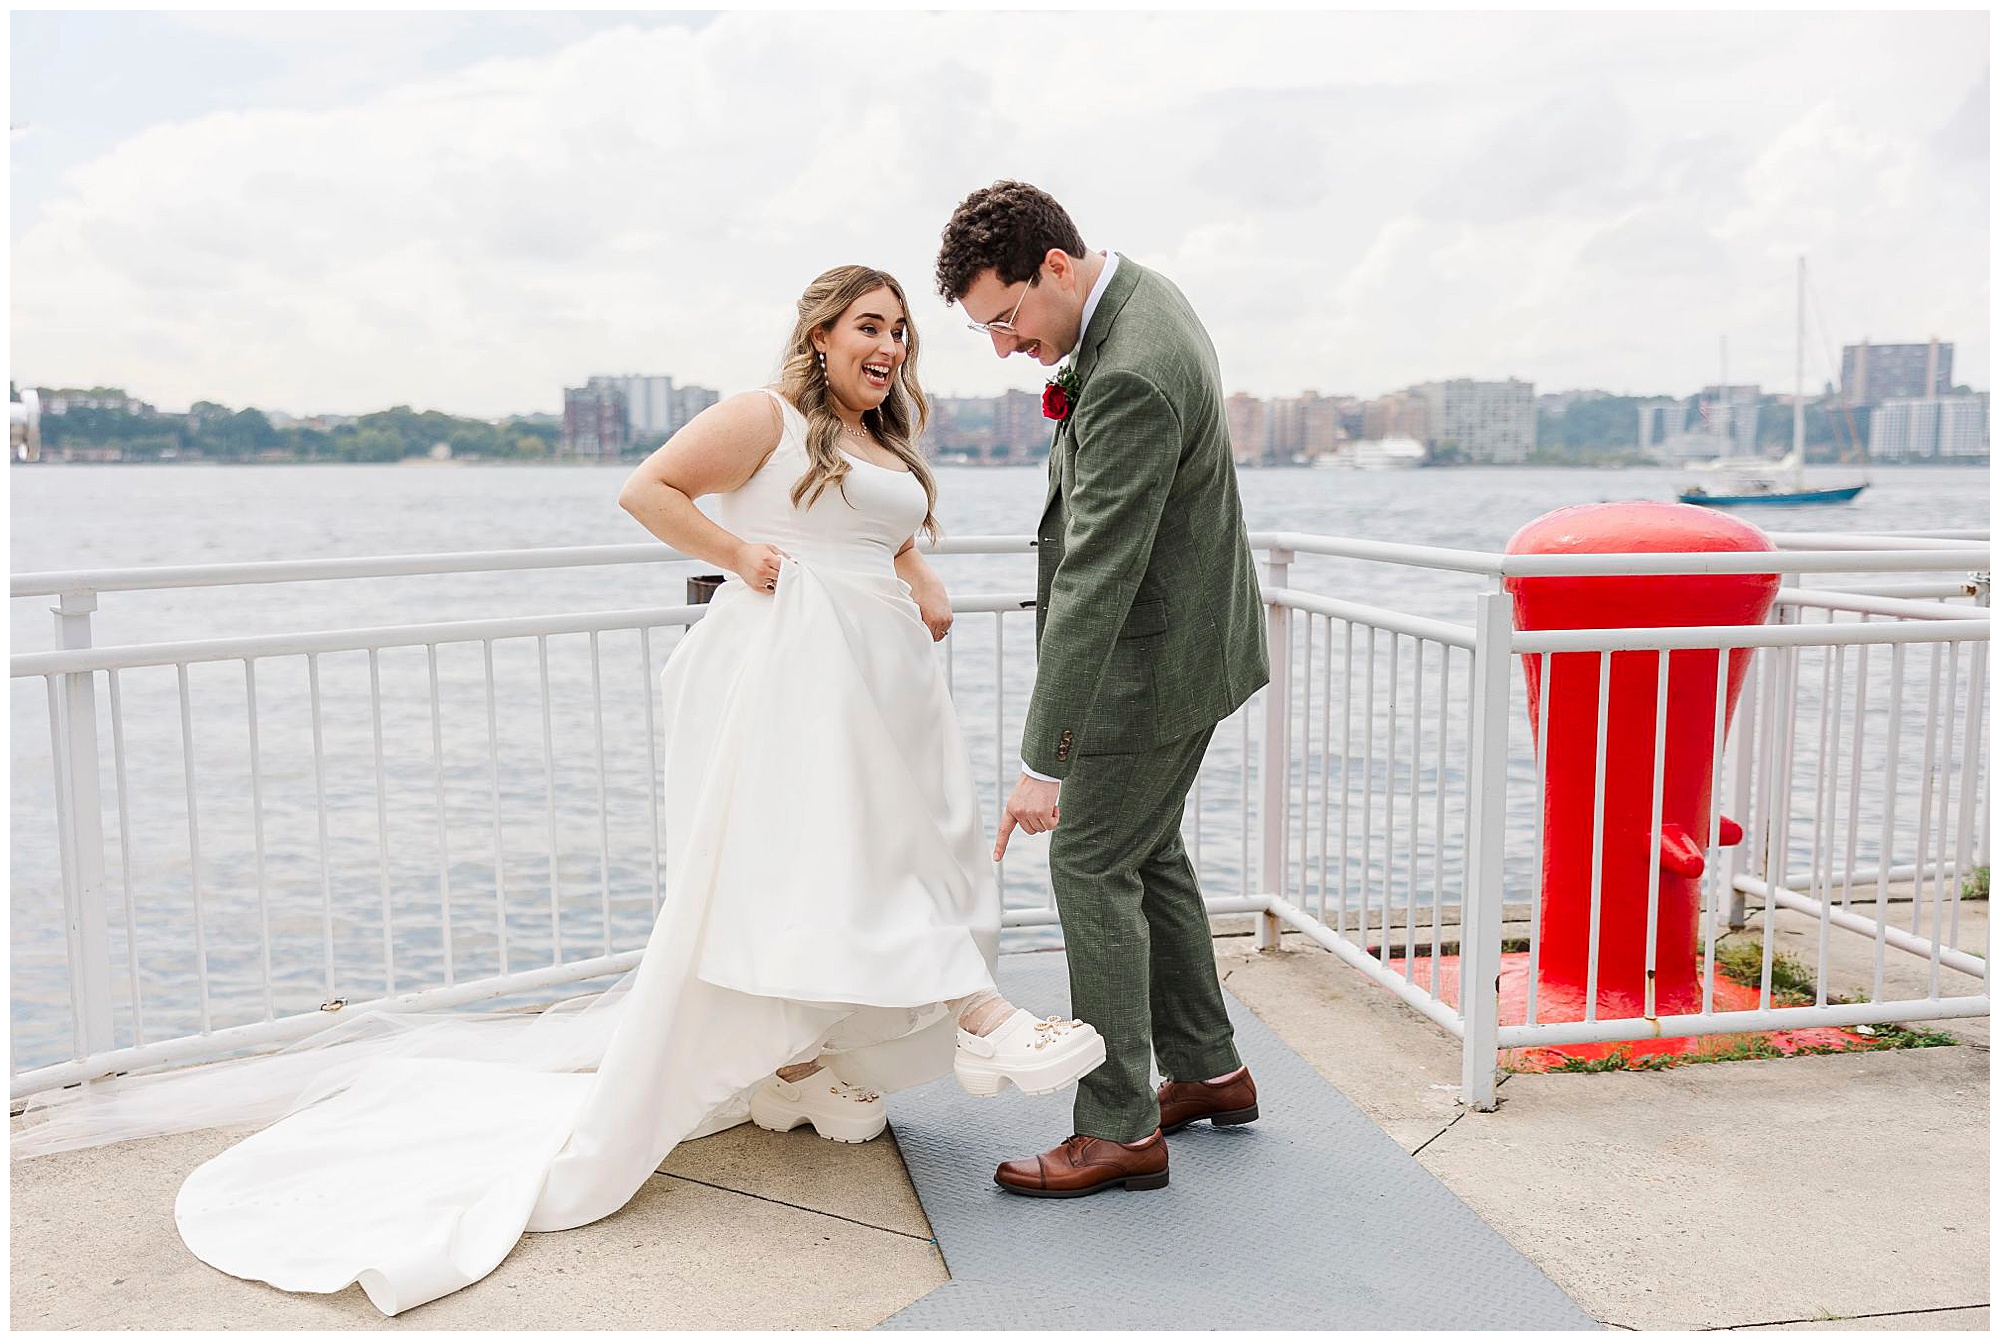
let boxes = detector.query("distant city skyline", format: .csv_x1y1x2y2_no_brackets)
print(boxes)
19,374,1986,467
10,12,1988,416
22,348,1981,429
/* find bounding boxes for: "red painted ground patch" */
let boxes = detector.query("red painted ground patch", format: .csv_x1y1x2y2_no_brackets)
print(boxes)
1373,948,1875,1072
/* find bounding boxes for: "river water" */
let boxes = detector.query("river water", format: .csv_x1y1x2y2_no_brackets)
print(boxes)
10,462,1989,1070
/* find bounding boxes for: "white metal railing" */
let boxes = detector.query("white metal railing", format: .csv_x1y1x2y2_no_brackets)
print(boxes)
11,538,1124,1096
1249,532,1989,1110
10,531,1992,1111
20,600,706,1091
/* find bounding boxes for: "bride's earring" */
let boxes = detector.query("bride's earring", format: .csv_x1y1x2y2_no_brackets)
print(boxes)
816,350,827,377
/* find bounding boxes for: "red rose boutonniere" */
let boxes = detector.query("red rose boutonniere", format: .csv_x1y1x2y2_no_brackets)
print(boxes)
1042,363,1082,421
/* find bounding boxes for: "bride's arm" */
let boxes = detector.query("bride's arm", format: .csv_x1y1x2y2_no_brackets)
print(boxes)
618,393,783,581
894,539,953,640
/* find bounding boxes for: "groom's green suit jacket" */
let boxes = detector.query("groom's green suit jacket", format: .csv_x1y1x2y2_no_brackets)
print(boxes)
1023,256,1270,778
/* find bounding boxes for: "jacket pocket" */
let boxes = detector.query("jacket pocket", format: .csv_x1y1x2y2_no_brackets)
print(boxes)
1086,636,1159,753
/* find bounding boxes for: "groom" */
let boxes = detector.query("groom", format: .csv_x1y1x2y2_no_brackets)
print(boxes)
936,181,1270,1196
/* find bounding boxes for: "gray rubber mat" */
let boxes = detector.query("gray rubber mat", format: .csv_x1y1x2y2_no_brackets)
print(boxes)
878,950,1597,1331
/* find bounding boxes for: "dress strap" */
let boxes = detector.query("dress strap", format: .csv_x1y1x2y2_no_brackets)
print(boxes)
761,387,808,447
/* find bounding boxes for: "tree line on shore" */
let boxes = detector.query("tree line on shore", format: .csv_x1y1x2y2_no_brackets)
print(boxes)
30,395,559,462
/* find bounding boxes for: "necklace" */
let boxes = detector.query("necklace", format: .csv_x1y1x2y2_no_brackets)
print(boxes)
839,422,873,442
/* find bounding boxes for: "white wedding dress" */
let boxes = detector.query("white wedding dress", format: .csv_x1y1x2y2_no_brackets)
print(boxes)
44,390,1004,1315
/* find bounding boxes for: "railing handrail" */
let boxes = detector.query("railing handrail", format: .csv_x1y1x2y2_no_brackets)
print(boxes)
1775,589,1983,621
1247,533,1507,574
10,543,692,598
1494,548,1990,577
7,535,1041,599
1509,616,1991,654
22,587,1974,679
1818,527,1987,538
9,605,706,677
1248,532,1988,576
10,592,1041,677
14,531,1988,602
1765,529,1990,549
1263,587,1478,650
1799,580,1986,599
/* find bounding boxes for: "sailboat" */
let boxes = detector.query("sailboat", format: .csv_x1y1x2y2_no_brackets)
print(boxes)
1679,258,1869,509
1677,449,1866,507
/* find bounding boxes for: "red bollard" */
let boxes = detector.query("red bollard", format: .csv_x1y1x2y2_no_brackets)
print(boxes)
1504,503,1779,1020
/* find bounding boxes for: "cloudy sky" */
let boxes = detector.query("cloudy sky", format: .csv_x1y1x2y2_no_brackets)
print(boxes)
10,9,1989,418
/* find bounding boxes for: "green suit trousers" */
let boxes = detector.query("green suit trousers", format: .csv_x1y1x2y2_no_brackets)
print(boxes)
1050,724,1243,1142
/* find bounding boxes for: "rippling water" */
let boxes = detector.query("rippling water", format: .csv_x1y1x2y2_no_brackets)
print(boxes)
10,461,1989,1070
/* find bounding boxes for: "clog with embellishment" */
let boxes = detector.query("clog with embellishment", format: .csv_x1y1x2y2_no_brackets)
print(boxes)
953,1009,1107,1098
749,1069,886,1143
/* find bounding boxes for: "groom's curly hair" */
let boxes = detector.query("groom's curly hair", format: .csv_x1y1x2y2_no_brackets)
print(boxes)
934,180,1087,304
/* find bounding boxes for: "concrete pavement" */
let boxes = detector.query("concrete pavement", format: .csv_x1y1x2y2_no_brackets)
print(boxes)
11,902,1987,1329
10,1118,946,1329
1214,901,1989,1332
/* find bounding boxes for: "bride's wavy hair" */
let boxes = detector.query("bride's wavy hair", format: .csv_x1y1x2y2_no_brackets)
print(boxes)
778,265,939,541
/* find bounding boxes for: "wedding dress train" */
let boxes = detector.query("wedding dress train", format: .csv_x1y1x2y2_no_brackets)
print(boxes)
32,390,1004,1315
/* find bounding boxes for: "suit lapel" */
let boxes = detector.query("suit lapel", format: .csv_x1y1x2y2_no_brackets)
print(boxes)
1040,425,1065,523
1038,256,1143,526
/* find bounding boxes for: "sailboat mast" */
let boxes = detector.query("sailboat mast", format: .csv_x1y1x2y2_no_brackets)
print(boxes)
1794,256,1806,459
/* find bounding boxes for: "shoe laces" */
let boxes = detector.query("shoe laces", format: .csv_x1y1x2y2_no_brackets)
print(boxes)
1058,1133,1096,1160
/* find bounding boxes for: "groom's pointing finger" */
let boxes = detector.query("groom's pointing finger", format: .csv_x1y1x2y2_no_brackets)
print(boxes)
993,811,1017,862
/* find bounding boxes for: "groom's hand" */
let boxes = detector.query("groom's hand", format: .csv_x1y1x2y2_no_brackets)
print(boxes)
993,775,1061,861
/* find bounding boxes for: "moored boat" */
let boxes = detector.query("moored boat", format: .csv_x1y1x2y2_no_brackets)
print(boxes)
1314,436,1427,470
1678,450,1868,507
1678,483,1868,507
1678,258,1868,509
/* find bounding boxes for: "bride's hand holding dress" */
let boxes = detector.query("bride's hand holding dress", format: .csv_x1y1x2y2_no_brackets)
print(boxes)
894,542,954,640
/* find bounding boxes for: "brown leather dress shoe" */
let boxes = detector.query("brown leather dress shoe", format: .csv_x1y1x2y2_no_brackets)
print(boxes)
1157,1065,1259,1134
993,1130,1168,1198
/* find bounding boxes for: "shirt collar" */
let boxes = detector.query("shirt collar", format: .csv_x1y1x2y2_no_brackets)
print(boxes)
1073,249,1119,356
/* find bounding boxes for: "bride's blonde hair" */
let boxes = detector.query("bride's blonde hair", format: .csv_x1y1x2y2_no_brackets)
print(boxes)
778,265,939,541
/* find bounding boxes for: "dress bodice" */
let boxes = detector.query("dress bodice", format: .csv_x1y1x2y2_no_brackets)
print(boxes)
702,390,926,574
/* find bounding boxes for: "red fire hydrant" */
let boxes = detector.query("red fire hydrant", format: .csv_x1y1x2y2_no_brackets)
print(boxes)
1504,503,1779,1020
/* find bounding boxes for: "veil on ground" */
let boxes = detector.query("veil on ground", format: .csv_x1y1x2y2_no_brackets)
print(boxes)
11,976,638,1160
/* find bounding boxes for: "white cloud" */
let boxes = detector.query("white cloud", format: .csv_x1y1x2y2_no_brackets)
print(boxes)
9,11,1988,415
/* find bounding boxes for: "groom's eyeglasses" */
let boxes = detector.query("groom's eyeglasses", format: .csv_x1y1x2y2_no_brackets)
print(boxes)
965,275,1037,336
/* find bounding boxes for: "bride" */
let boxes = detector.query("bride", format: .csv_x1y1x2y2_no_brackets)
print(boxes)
11,265,1104,1316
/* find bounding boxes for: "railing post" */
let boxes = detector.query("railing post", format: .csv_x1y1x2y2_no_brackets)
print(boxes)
1257,547,1294,950
1765,578,1803,916
53,589,116,1066
1459,586,1513,1111
1740,582,1800,928
1973,571,1991,871
1724,649,1758,932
